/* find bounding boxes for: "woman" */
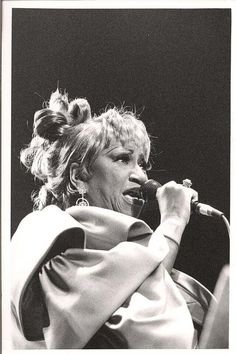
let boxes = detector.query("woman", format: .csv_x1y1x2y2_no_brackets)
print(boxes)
11,89,198,349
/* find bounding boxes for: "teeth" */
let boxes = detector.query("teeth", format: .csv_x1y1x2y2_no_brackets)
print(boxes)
123,187,144,203
124,195,133,201
125,194,138,199
124,195,142,202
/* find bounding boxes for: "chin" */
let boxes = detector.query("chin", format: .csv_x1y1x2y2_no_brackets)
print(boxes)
110,197,145,218
120,201,144,218
131,204,144,218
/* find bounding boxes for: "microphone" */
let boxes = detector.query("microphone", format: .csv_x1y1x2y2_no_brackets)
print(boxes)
140,179,224,218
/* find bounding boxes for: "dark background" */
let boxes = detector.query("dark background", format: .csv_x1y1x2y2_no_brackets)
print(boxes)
11,8,230,293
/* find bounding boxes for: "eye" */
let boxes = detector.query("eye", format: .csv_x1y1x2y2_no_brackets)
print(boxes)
138,159,152,171
115,154,131,164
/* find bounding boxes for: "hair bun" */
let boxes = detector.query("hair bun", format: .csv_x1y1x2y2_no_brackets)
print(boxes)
68,98,92,124
49,88,69,113
33,109,68,141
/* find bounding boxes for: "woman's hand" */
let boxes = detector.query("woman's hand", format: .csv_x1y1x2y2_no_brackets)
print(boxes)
156,180,198,227
151,181,198,272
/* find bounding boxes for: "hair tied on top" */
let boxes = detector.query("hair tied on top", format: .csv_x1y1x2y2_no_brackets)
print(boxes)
49,87,92,124
33,109,68,141
49,88,69,113
68,98,92,124
33,89,70,141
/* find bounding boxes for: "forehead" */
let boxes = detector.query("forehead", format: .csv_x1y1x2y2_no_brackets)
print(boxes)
102,139,147,157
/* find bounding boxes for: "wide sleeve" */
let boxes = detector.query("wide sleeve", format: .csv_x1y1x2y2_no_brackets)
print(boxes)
11,205,86,342
40,241,166,349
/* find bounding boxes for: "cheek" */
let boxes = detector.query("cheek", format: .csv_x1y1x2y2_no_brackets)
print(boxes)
93,169,123,192
87,173,117,201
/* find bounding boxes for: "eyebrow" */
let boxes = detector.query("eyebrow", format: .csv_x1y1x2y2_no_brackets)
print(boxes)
105,147,148,163
103,146,134,155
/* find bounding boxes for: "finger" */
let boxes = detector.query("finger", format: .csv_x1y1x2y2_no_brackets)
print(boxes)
182,187,198,202
190,188,198,203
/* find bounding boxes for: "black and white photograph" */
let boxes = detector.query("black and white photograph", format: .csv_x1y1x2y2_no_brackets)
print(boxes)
1,0,234,351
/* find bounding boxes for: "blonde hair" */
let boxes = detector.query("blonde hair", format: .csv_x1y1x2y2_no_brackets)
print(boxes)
21,89,151,210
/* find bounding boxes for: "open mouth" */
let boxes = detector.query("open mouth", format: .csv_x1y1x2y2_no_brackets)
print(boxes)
123,187,144,205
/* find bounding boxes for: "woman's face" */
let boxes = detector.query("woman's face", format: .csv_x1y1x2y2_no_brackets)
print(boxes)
85,142,149,217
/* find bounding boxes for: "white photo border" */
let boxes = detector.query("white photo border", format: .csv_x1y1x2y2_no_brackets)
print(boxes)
2,1,235,353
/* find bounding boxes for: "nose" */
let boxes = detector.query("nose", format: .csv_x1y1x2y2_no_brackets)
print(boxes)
129,165,148,186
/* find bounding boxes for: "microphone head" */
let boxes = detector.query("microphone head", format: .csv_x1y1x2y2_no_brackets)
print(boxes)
140,179,162,201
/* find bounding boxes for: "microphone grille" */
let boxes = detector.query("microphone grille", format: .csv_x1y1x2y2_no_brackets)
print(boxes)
141,179,162,201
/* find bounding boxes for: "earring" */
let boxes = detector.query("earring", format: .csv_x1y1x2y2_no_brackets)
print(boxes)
76,183,89,207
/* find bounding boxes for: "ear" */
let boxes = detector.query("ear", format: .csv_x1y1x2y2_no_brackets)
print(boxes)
69,162,86,190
